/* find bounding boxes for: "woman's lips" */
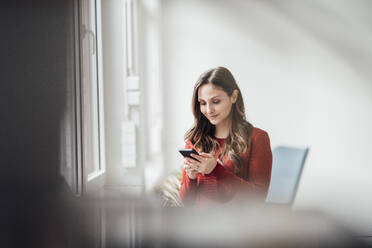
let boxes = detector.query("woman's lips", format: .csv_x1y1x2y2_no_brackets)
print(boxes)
210,114,218,119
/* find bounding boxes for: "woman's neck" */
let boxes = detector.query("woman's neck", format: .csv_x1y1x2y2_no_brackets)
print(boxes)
214,118,232,139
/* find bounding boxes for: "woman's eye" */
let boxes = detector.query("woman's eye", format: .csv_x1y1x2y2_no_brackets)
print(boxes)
199,101,219,105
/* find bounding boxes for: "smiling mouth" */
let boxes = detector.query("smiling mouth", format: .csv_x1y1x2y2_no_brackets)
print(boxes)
210,115,218,118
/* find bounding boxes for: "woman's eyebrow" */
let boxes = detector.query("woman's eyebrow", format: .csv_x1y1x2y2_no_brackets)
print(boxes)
198,95,221,101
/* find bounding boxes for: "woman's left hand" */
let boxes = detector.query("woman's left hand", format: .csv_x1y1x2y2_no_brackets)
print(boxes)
190,152,217,175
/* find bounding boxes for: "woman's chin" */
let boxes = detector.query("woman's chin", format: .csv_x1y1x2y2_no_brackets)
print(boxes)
209,119,219,125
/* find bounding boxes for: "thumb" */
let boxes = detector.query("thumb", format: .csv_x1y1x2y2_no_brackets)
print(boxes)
200,152,214,158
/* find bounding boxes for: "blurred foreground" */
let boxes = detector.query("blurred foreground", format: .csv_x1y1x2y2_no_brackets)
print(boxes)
3,181,370,248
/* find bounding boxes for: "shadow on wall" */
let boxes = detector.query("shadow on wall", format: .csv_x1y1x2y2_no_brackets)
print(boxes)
205,0,372,82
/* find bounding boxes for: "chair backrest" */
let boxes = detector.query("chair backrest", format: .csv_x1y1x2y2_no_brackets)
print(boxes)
265,146,309,205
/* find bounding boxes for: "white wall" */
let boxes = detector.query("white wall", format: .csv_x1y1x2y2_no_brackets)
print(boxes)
160,0,372,234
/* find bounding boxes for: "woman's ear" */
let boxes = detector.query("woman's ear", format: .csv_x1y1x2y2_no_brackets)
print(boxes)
231,89,239,103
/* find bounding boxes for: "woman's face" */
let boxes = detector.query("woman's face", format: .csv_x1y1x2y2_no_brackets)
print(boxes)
198,83,237,126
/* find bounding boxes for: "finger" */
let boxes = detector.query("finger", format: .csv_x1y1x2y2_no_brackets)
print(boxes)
185,162,198,170
184,158,191,164
200,152,214,158
184,158,193,164
184,161,193,169
190,164,199,170
186,157,201,166
185,163,193,169
190,153,204,161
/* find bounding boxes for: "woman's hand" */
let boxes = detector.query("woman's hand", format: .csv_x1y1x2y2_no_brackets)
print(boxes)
189,152,217,175
183,158,199,180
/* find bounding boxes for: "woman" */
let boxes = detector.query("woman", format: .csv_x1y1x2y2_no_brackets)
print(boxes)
179,66,272,206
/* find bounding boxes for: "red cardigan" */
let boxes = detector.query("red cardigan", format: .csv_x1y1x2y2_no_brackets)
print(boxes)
179,127,272,206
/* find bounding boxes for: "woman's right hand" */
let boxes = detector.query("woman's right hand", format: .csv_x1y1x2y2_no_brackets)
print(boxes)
183,158,199,180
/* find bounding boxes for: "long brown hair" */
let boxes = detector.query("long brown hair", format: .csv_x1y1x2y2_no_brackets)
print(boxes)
185,66,253,173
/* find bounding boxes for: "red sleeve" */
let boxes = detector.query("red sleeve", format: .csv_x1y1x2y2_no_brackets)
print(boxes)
179,140,198,206
208,131,273,201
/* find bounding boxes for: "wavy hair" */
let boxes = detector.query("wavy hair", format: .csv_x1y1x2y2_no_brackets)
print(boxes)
185,66,253,173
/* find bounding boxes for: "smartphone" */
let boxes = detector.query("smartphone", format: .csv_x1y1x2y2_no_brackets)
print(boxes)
179,148,200,161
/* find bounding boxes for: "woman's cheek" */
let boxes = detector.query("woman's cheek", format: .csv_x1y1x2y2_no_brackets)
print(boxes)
200,106,206,115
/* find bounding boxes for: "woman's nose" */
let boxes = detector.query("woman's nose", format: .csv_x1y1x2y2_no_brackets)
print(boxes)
206,104,214,114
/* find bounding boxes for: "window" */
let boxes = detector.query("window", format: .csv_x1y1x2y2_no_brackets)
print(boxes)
60,0,82,196
80,0,106,193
